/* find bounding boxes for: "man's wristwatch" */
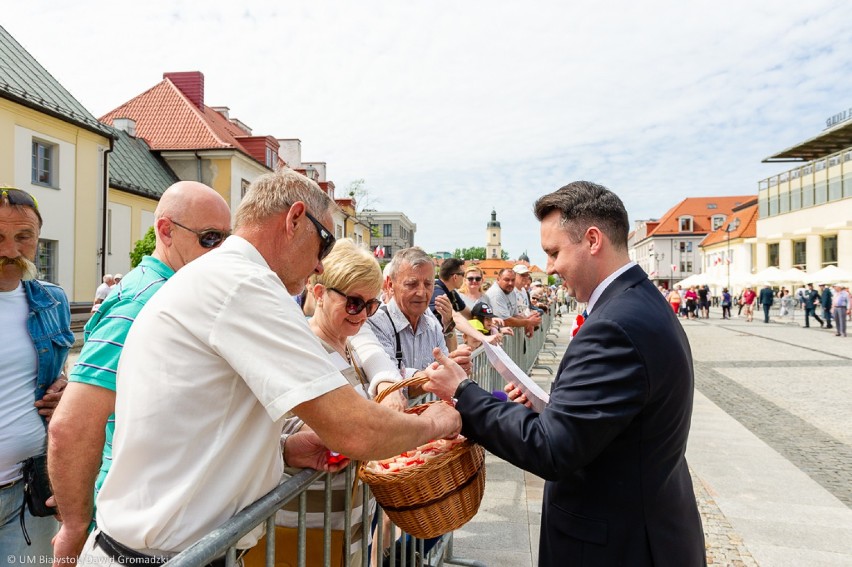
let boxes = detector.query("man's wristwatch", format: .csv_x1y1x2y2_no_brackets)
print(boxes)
443,320,456,335
452,378,477,404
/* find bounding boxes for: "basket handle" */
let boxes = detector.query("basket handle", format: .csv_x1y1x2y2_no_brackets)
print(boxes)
374,374,430,404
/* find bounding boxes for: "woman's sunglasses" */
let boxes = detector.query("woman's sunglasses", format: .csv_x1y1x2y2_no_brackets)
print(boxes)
466,276,483,282
327,287,381,317
170,219,230,249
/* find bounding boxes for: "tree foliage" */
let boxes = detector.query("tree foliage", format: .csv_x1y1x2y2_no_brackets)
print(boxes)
452,247,510,260
130,226,156,268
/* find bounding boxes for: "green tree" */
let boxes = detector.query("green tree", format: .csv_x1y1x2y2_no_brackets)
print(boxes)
451,247,510,260
129,226,156,268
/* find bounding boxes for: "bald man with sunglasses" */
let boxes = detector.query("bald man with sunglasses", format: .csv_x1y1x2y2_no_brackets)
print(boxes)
48,181,232,562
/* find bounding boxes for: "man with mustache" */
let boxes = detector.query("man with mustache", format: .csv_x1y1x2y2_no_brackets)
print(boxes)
0,187,74,560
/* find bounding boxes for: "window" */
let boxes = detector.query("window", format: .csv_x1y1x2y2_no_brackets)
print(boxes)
711,215,726,231
383,245,392,258
822,236,838,266
678,241,693,253
266,147,277,169
768,243,780,267
32,140,55,186
678,217,693,232
241,179,250,198
383,224,392,237
37,239,57,283
793,240,806,269
335,224,343,239
680,261,693,273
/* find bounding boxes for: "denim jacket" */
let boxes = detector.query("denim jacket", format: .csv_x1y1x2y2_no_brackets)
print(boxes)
23,279,74,402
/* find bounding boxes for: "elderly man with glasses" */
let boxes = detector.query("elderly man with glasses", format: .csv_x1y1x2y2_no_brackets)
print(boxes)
72,169,460,566
0,187,74,560
48,181,232,562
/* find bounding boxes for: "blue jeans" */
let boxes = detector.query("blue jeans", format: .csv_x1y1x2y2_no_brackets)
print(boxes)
0,480,58,560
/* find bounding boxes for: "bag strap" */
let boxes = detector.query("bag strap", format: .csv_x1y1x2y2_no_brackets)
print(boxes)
381,305,404,368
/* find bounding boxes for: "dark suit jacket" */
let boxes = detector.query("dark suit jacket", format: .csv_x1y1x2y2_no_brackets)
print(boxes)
456,265,705,566
758,287,774,306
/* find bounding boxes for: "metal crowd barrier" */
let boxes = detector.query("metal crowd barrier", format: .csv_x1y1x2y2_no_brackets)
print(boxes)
164,312,559,567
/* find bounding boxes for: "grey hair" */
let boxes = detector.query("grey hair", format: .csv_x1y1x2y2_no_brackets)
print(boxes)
235,168,337,229
387,246,433,280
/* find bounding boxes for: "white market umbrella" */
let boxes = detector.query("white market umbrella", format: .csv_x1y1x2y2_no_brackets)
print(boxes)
807,265,852,285
780,267,808,284
753,266,786,284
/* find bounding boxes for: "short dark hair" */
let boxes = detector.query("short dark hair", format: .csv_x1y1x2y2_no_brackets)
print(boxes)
533,181,629,250
439,258,465,280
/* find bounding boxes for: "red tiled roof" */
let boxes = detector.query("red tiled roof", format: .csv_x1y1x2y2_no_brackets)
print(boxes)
647,196,755,238
700,201,758,247
100,78,255,153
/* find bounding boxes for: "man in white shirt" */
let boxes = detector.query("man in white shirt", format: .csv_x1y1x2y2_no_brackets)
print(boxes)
77,170,461,564
486,268,541,337
90,274,114,312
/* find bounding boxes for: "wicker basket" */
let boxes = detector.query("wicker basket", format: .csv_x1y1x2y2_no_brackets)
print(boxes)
358,376,485,539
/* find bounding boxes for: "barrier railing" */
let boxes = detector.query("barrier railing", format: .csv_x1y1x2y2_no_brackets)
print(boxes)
164,310,558,567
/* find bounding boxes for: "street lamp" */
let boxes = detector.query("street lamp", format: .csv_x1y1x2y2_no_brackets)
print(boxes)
651,252,664,285
724,218,741,291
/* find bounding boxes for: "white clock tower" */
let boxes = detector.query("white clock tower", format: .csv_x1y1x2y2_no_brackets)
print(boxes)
486,209,502,259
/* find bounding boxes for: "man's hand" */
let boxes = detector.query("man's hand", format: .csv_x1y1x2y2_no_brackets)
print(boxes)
448,344,472,375
52,523,89,565
504,383,533,409
492,317,505,327
376,383,407,413
36,375,67,421
499,326,515,336
435,295,453,331
284,430,350,472
422,347,468,401
419,400,462,440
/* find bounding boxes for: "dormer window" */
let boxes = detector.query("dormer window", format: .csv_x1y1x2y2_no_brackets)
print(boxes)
679,216,693,232
711,215,726,231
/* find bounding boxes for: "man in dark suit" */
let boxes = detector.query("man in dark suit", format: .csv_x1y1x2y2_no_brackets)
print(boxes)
425,181,705,566
758,284,775,323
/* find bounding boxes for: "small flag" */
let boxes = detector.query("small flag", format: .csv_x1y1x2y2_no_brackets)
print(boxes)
571,309,588,337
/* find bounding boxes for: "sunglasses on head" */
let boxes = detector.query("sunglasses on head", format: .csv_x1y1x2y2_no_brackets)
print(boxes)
327,287,381,317
305,211,336,261
1,188,40,210
467,276,482,282
170,219,230,249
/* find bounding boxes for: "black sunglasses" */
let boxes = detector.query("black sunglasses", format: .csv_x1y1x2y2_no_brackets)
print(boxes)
467,276,482,282
170,219,230,249
327,287,381,317
305,211,336,261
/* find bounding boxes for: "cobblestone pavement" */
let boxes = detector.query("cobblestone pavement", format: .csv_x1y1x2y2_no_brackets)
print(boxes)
693,473,758,566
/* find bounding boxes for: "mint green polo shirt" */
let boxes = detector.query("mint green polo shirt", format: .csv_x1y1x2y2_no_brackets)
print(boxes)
69,255,175,499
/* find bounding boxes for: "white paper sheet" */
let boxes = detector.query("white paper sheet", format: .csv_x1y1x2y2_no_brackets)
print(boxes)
481,341,550,412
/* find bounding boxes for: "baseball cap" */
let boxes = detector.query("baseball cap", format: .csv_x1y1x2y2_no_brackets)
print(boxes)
114,273,123,280
532,281,543,287
512,264,530,275
471,303,495,318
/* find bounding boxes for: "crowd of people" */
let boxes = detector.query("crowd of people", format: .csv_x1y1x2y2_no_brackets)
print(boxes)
658,282,849,333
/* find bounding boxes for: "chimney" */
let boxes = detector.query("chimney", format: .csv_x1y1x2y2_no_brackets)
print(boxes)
164,71,204,108
112,118,137,137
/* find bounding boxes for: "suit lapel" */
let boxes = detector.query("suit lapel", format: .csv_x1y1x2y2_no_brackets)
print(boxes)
588,264,646,319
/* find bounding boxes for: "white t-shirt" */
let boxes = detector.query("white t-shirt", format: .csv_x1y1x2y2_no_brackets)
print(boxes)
96,236,348,552
485,284,519,319
0,283,43,483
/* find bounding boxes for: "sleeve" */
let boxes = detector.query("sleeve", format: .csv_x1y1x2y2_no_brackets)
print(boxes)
455,317,647,480
70,298,141,391
208,273,348,421
349,325,403,396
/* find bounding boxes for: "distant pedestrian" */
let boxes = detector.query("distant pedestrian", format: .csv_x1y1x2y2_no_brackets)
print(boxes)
832,284,849,337
721,288,732,319
698,285,710,319
758,284,774,323
819,283,833,329
91,274,115,312
741,286,756,322
802,283,823,328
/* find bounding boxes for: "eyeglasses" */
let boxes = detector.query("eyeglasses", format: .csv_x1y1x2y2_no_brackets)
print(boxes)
453,272,465,277
304,211,336,261
327,287,381,317
466,276,482,282
1,188,39,210
169,219,230,249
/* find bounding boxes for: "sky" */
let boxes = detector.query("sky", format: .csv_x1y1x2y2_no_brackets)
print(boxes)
4,1,852,268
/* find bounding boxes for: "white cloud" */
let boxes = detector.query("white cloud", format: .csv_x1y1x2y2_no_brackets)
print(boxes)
4,0,852,268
